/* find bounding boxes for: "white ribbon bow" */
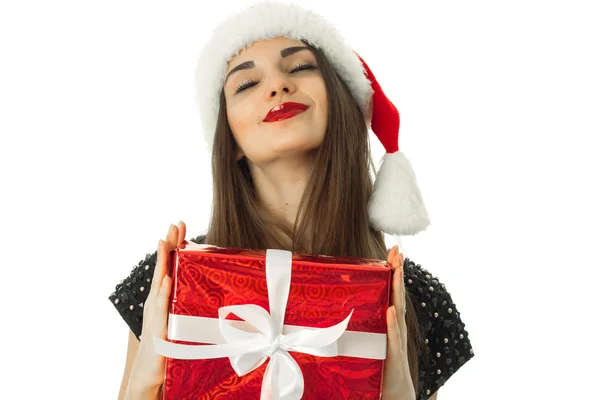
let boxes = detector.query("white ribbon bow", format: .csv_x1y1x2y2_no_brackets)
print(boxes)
153,249,354,400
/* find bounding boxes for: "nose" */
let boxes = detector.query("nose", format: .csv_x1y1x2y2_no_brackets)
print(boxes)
264,73,297,101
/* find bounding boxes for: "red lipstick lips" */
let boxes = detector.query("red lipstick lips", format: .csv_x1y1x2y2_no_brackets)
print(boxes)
264,102,309,122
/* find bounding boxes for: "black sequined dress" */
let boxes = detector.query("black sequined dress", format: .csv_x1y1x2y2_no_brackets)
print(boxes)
109,234,475,399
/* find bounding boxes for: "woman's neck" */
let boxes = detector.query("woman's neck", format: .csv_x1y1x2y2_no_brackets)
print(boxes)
247,151,317,231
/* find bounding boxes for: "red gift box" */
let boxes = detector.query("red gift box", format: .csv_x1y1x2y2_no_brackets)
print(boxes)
154,241,392,400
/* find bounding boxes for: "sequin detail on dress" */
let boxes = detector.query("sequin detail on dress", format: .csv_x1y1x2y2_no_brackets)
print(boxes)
404,257,475,399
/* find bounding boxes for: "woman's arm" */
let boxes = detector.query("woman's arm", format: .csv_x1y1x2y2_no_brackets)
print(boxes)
382,248,416,400
120,223,184,399
119,328,164,400
118,330,140,400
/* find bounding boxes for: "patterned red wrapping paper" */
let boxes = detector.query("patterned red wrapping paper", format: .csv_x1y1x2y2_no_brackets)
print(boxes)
161,241,392,400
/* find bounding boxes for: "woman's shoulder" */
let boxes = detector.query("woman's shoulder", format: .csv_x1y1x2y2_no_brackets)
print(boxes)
402,256,475,399
107,234,207,339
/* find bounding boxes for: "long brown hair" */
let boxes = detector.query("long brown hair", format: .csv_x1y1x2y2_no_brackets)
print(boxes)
205,40,424,393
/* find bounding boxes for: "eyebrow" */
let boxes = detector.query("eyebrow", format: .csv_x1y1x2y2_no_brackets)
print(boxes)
224,46,311,84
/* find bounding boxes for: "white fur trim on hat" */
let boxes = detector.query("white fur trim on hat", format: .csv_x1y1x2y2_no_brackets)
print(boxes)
368,151,431,236
194,0,373,152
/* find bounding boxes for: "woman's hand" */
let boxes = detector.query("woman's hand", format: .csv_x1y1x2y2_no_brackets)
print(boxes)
382,246,417,400
127,221,187,396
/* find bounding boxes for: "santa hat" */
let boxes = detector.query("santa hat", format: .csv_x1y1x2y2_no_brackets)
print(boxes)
195,0,431,240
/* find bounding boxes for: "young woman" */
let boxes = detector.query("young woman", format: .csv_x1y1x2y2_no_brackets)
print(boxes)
109,2,474,399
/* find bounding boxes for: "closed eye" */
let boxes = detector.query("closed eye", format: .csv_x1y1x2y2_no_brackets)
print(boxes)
290,62,317,73
234,62,318,94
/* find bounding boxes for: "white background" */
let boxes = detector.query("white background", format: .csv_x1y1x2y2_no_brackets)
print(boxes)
1,0,598,398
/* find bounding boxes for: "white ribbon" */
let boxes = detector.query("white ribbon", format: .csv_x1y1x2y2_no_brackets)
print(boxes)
153,249,355,400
